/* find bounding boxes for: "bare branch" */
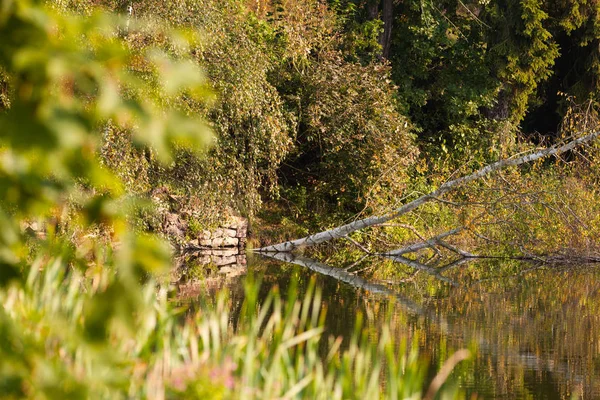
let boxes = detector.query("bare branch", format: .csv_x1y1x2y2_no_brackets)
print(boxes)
381,255,459,286
438,256,473,273
379,228,464,256
436,240,476,257
343,235,372,255
344,254,371,272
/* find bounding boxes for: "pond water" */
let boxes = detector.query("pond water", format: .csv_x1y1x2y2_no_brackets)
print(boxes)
178,250,600,399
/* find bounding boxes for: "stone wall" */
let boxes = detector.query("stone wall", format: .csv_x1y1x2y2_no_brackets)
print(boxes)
188,248,247,276
152,186,248,251
187,216,248,250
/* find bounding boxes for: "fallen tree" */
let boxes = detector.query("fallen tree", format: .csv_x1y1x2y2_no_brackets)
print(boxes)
257,130,600,252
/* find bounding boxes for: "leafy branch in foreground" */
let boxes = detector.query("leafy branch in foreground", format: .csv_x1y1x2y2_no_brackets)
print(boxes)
0,0,212,286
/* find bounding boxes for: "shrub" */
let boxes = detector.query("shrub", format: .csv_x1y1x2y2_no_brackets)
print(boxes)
270,0,419,219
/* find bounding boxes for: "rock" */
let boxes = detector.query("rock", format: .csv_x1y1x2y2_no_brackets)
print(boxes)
211,248,239,257
166,224,185,238
236,255,247,265
163,212,188,239
222,237,239,247
199,239,212,247
165,212,179,224
236,220,248,238
222,228,237,238
213,256,236,266
218,265,246,278
182,215,248,250
197,256,211,264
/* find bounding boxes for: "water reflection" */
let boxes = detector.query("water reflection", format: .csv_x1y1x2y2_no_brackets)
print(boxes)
174,248,247,300
438,263,600,399
177,251,600,399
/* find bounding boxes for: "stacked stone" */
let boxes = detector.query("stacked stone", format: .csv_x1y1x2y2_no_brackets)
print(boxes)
196,217,248,249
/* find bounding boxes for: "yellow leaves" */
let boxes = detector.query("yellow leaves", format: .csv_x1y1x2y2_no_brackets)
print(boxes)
445,27,459,43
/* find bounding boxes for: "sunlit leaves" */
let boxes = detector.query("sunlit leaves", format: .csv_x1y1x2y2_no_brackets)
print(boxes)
274,38,417,217
132,0,295,220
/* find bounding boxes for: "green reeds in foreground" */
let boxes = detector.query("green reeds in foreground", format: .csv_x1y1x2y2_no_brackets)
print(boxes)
0,259,467,399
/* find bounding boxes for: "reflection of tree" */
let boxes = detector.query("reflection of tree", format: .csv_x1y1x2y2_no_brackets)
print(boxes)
379,254,466,287
261,252,426,316
439,265,600,398
261,253,600,398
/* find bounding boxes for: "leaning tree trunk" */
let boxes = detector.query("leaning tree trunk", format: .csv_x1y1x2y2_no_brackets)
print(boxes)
257,130,600,252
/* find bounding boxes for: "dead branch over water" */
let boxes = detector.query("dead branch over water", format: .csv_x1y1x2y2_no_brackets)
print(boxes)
257,130,600,253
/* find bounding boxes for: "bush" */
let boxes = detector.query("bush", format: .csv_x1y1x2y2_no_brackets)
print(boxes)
270,0,418,219
50,0,420,228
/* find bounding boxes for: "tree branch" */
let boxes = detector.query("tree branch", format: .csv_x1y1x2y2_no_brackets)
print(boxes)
379,228,464,256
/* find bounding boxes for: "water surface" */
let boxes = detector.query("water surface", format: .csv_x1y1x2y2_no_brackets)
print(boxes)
179,251,600,399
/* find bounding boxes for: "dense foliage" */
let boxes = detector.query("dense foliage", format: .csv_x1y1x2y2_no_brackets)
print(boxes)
328,0,600,160
3,0,600,397
269,1,418,216
47,0,419,227
43,0,600,228
0,1,467,398
6,0,594,234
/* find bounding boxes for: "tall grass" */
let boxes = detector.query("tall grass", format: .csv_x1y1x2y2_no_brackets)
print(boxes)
0,258,467,399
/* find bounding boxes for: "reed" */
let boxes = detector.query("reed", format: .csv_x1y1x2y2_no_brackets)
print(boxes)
0,259,466,399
